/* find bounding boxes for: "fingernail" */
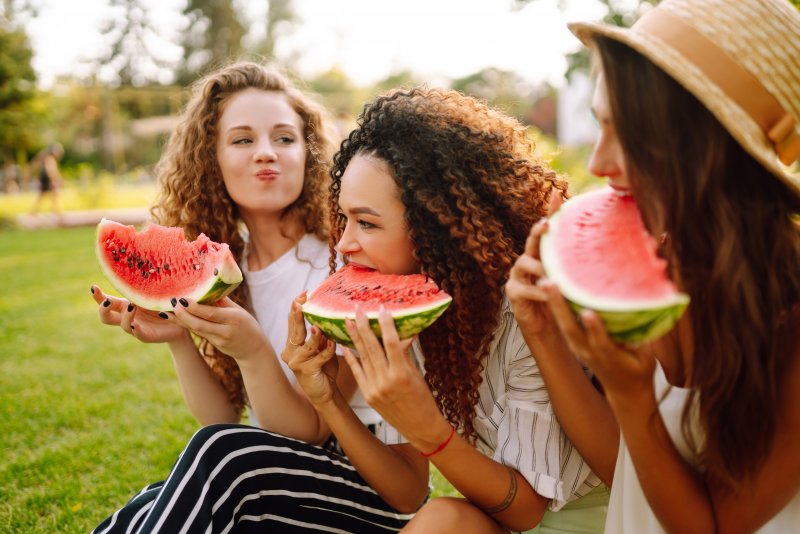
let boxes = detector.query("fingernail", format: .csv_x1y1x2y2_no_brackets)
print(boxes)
103,299,111,308
127,303,134,312
90,287,95,295
170,297,177,308
158,312,168,319
179,298,188,307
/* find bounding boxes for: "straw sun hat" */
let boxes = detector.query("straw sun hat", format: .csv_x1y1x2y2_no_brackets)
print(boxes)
569,0,800,193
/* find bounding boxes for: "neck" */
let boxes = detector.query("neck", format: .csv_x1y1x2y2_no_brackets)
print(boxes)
242,212,304,272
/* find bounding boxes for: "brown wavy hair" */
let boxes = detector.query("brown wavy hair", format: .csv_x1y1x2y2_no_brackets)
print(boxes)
150,60,336,415
596,37,800,491
329,87,567,441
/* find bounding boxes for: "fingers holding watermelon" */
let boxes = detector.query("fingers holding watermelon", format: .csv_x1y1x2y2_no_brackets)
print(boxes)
170,297,268,361
92,284,186,343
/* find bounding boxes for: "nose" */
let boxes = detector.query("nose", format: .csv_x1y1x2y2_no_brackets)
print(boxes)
254,139,277,162
335,220,359,257
588,131,622,179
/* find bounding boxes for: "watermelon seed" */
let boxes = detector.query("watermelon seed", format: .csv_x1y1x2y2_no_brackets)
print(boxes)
213,268,218,276
119,246,126,254
193,264,201,270
148,269,155,274
164,264,170,271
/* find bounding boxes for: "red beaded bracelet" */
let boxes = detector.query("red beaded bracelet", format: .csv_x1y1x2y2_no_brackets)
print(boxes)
420,426,456,458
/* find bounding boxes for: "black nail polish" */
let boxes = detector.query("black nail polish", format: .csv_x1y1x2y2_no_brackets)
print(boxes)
90,287,95,295
158,312,168,319
103,299,111,308
170,297,177,307
127,303,134,312
179,298,188,307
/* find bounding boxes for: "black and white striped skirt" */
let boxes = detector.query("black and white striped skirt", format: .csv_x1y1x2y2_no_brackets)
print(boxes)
93,424,418,533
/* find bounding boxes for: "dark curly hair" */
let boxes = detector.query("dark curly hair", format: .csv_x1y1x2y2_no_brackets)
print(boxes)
150,60,337,416
329,86,568,441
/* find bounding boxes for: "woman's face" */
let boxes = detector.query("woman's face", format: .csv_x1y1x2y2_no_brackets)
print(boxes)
216,88,307,219
588,74,630,193
335,154,419,275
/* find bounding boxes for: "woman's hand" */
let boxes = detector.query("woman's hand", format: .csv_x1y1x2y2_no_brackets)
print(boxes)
541,281,657,407
342,306,446,443
281,293,339,406
91,284,187,343
507,191,562,335
169,297,268,361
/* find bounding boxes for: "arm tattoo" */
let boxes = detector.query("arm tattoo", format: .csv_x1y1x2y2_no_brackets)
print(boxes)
484,464,518,515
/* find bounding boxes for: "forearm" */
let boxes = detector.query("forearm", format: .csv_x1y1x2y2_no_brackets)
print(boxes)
238,353,329,442
613,395,715,532
523,326,619,484
168,332,240,424
421,426,549,532
316,390,429,513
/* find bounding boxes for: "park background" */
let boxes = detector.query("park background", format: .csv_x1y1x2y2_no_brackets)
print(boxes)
3,1,797,532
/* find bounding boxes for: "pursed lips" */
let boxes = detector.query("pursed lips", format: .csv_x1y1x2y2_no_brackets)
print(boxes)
255,169,279,181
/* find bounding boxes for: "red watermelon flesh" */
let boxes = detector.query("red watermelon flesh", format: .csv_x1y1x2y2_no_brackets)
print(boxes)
96,218,243,312
302,264,452,347
540,186,689,344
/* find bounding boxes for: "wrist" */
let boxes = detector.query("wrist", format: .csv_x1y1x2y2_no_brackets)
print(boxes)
411,419,455,456
167,329,195,352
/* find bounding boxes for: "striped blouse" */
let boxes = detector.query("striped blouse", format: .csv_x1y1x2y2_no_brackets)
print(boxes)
413,298,601,511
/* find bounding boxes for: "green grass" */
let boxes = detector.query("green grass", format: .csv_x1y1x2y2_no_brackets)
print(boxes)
0,179,157,217
0,226,457,533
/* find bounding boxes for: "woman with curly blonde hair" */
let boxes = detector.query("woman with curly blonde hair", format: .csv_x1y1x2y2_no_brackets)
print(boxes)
331,86,608,533
92,60,340,428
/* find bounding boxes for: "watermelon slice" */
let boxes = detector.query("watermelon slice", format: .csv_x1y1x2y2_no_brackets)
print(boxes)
540,187,689,344
96,218,243,312
301,264,452,348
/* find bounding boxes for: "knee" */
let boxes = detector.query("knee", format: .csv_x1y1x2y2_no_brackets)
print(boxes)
404,498,473,532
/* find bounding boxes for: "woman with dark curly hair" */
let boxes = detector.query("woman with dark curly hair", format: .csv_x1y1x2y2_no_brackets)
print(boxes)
328,87,608,533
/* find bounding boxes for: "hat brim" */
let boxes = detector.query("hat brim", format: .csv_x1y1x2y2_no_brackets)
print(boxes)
568,20,800,196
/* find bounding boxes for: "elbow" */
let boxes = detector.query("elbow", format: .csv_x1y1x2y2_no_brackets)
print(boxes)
386,488,430,515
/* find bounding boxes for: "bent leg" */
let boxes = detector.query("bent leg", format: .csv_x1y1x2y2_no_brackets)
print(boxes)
401,497,506,534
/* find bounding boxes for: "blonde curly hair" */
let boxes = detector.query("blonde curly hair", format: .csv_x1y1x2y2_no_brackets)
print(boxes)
150,60,337,416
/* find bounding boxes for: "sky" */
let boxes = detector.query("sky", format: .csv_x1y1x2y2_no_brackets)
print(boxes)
24,0,607,89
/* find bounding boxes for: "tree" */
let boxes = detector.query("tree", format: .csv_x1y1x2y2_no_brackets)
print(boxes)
0,20,41,185
92,0,181,86
451,67,541,123
177,0,247,84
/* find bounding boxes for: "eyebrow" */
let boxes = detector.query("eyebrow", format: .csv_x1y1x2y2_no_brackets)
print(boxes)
224,123,299,134
349,206,381,217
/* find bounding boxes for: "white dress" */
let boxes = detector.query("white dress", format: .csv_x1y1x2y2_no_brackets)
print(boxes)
605,364,800,533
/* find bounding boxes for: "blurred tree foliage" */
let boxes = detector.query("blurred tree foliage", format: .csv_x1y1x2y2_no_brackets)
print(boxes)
0,12,42,182
92,0,179,86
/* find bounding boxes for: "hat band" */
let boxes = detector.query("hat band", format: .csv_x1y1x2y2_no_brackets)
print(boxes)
635,7,800,165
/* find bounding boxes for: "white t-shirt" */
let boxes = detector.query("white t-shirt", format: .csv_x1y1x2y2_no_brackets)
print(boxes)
605,363,800,532
411,299,602,511
242,234,403,444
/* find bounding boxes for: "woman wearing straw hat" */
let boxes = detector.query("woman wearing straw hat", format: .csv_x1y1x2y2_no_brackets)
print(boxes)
507,0,800,532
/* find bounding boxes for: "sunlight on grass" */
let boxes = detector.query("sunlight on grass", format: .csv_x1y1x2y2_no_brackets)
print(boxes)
0,178,157,217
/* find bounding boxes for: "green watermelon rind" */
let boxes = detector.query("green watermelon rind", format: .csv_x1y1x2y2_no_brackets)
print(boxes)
96,219,243,312
540,190,690,345
302,297,452,348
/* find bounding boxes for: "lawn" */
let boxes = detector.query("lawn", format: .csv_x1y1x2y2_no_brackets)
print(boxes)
0,225,457,533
